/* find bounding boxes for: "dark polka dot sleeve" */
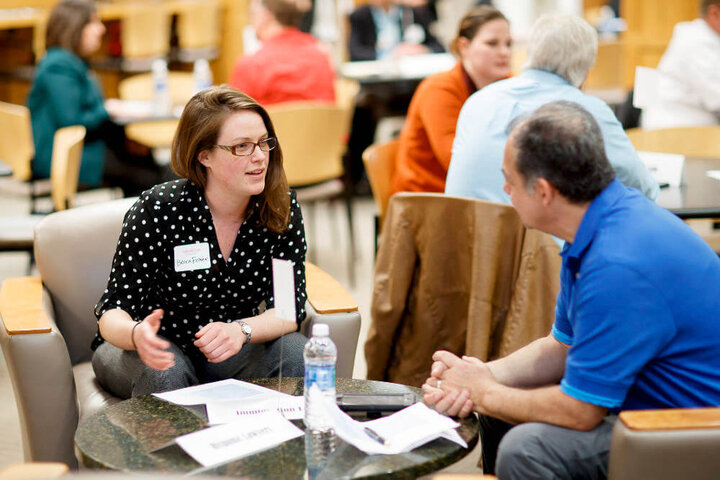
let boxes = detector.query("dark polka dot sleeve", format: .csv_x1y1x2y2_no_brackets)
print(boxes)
94,192,159,323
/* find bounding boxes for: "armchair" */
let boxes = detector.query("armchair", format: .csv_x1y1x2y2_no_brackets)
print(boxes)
0,197,360,469
607,408,720,480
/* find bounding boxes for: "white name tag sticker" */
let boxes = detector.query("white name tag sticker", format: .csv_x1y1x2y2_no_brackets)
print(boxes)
174,242,211,272
272,258,296,321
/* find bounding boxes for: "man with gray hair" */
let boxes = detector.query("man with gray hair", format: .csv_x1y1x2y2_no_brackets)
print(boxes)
445,14,658,202
424,101,720,479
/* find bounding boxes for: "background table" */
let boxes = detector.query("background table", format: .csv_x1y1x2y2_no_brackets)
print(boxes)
75,378,479,479
657,157,720,219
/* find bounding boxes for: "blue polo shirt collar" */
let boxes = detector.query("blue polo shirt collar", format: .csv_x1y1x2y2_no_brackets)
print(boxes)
522,68,572,87
564,179,625,259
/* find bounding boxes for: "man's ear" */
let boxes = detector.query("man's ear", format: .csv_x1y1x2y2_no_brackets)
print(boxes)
535,178,556,207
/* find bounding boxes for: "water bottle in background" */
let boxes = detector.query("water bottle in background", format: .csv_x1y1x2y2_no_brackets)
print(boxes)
193,58,212,93
151,58,171,116
304,323,337,473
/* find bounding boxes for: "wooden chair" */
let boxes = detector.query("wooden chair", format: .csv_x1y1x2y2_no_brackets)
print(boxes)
117,71,195,107
0,197,360,468
0,101,33,182
334,77,360,145
334,77,360,114
0,462,68,479
117,72,192,150
0,125,86,255
626,126,720,251
266,101,356,284
173,0,221,62
119,3,172,71
625,126,720,158
362,139,399,253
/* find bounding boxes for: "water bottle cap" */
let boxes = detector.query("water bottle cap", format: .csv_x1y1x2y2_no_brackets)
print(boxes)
152,58,167,72
311,323,329,337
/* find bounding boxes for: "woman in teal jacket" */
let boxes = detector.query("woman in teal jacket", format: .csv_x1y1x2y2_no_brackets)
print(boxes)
28,0,159,192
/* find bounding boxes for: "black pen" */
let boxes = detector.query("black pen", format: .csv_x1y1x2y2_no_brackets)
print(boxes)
364,426,387,445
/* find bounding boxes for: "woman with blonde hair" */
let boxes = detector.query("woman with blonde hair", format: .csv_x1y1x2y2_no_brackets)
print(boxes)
92,86,308,398
391,5,511,194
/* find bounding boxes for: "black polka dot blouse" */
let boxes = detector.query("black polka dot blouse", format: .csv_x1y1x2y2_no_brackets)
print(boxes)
92,179,308,353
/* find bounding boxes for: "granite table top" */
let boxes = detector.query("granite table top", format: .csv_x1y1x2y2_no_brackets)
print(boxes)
75,378,479,479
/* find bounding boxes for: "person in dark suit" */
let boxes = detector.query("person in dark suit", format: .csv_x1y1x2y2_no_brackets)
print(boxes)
346,0,445,190
349,0,443,61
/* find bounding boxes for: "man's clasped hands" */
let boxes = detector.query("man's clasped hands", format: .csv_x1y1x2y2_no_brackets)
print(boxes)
422,351,496,418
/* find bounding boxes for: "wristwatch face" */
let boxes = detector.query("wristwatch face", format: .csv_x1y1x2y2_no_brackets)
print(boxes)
239,321,252,344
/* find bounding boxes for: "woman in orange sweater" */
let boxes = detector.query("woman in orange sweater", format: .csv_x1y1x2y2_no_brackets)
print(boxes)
391,6,511,194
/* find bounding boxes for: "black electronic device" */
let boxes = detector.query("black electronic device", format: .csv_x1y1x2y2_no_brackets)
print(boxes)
336,392,417,413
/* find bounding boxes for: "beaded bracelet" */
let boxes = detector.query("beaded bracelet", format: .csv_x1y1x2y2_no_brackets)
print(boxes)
131,321,141,350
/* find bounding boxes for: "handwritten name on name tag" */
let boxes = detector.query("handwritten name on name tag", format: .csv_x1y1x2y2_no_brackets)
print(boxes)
174,242,211,272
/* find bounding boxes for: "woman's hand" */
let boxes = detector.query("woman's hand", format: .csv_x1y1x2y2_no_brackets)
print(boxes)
193,321,246,363
134,309,175,370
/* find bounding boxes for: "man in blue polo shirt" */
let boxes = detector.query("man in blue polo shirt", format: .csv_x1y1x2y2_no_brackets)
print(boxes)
423,101,720,480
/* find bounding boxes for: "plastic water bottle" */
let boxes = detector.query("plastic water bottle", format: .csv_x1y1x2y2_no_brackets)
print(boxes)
151,58,171,116
193,58,212,93
304,323,337,432
304,323,337,468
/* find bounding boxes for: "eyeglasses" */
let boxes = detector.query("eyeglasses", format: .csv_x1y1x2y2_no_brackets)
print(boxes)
214,137,278,156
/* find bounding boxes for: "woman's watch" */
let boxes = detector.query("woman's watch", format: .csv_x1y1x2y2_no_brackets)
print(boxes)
235,319,252,345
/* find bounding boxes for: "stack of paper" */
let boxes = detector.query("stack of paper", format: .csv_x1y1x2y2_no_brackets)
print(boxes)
310,387,466,455
153,379,304,421
154,380,466,467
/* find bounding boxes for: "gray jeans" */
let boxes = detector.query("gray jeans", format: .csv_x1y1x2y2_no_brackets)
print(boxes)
92,332,307,398
481,414,617,480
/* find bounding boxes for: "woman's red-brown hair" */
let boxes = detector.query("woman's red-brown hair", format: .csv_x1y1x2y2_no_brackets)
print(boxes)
171,85,291,233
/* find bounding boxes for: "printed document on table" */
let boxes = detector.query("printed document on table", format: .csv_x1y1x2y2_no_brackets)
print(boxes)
707,170,720,182
206,395,305,424
153,379,287,406
175,411,303,468
638,151,685,187
311,388,465,455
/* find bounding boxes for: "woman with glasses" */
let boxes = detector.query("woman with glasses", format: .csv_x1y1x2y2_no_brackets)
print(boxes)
91,86,308,398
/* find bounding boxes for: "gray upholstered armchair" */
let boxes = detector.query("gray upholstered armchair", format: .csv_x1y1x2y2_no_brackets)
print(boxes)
0,197,361,469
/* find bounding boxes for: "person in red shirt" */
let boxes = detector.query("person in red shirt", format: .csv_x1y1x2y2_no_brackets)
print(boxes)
391,5,511,194
229,0,336,106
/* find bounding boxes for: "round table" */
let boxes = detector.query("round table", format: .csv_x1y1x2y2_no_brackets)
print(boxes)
75,378,479,479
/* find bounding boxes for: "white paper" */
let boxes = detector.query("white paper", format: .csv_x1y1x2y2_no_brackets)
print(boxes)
706,170,720,182
152,379,284,406
175,411,303,467
633,66,660,109
313,389,465,455
638,151,685,187
397,53,456,79
206,395,305,424
272,258,296,321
